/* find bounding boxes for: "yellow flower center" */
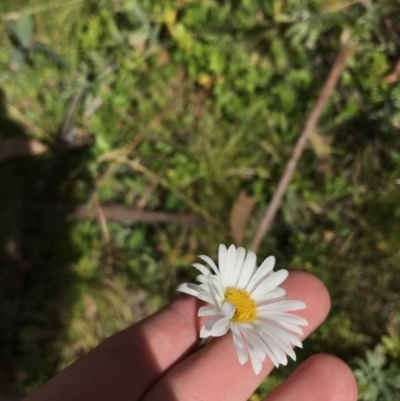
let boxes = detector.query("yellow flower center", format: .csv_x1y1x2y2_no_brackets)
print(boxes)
224,287,257,323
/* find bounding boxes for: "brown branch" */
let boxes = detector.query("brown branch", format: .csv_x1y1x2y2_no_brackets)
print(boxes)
59,88,85,145
39,203,205,226
250,44,356,253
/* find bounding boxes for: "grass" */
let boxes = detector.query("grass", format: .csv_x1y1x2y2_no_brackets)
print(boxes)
1,0,400,399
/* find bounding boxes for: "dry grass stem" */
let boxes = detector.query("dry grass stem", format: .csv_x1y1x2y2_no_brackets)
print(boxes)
7,104,54,143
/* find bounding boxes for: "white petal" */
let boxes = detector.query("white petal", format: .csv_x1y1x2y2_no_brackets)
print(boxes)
218,244,228,287
278,321,304,336
198,306,219,316
231,325,248,364
260,339,280,368
206,287,221,307
198,255,220,276
264,322,303,348
218,244,227,267
259,325,294,364
204,315,223,331
200,324,211,338
201,315,230,338
251,270,289,299
197,274,224,306
204,315,221,330
241,328,267,362
210,317,230,337
269,338,288,366
247,340,263,374
221,301,236,319
237,250,257,289
255,288,286,305
241,327,279,374
235,341,249,365
199,279,221,306
231,324,245,349
247,256,275,293
263,335,288,366
253,327,285,367
264,330,297,361
240,327,265,374
277,349,288,366
224,244,237,287
177,283,202,296
196,275,208,284
207,275,225,301
197,291,217,306
231,247,246,287
192,263,211,276
266,313,308,326
258,300,306,313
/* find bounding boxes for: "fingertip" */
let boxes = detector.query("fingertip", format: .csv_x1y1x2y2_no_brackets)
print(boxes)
265,353,358,401
299,354,358,401
317,354,358,401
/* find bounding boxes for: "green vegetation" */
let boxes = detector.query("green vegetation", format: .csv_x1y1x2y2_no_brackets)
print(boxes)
1,0,400,399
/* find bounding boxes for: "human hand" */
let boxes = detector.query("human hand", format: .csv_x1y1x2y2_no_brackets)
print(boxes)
22,271,357,401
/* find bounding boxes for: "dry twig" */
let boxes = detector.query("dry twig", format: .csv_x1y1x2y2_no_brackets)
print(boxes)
250,44,356,253
41,203,204,226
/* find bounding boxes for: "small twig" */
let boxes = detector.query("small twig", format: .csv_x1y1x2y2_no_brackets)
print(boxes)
250,44,356,253
59,88,85,143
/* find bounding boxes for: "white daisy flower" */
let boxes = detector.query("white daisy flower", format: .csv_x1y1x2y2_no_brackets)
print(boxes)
177,244,308,375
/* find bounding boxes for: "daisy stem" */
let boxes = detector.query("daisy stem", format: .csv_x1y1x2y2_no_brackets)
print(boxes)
199,337,213,347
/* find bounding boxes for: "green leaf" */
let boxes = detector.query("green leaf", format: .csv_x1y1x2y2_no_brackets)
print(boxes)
31,42,69,70
5,20,18,39
16,13,34,48
9,47,26,72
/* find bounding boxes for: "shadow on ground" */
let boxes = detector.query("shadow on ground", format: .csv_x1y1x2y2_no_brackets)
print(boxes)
0,88,91,397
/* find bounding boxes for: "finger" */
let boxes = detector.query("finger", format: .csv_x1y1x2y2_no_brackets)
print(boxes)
23,295,206,401
142,271,330,401
264,354,358,401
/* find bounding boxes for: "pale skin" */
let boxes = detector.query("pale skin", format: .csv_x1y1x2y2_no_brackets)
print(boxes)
22,271,358,401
